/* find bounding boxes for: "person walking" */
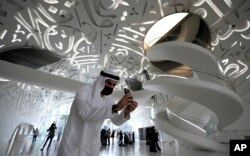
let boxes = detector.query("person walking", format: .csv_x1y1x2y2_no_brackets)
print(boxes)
106,129,111,145
40,122,57,151
32,128,39,142
128,132,132,144
118,130,123,146
132,132,135,143
110,130,115,145
149,126,157,152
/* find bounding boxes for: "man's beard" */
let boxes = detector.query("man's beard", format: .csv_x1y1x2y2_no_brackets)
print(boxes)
101,85,114,95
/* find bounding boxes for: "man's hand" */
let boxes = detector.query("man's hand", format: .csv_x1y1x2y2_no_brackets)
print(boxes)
124,101,138,118
116,94,133,111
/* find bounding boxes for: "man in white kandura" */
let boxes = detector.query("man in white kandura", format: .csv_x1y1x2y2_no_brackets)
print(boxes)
57,69,138,156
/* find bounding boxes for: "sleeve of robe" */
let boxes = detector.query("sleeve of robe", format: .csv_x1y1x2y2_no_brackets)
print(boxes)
75,86,129,124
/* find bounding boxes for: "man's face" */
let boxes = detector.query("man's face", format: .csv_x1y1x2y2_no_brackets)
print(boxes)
105,79,117,89
101,79,117,96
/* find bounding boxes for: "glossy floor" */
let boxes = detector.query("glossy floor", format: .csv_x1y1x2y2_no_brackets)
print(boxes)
9,136,229,156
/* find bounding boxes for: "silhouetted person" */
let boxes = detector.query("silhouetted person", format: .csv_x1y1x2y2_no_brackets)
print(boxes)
107,129,111,145
132,132,135,143
118,131,123,146
40,122,57,151
110,130,115,145
149,126,157,152
32,128,39,142
101,129,107,146
124,132,129,146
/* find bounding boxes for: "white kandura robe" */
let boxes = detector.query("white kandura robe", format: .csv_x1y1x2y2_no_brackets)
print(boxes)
57,76,129,156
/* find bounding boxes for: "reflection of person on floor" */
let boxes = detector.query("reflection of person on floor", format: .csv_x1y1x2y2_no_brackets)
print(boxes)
57,69,138,156
40,122,57,151
32,128,39,142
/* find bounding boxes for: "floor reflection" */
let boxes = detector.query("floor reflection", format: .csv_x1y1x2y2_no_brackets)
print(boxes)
9,136,229,156
18,135,60,156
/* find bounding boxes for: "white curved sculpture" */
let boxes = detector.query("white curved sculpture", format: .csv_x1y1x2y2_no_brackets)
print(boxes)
145,41,244,128
146,42,220,74
0,60,84,93
143,77,243,128
153,111,229,152
143,41,244,152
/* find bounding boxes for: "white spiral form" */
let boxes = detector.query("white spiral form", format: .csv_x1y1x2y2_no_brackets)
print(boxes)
142,41,244,152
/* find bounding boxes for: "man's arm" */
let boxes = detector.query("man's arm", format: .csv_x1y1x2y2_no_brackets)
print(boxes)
110,109,130,126
75,97,114,121
75,87,135,121
110,99,138,125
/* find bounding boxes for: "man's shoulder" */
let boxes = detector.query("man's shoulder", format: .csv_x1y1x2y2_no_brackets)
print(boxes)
76,84,92,97
107,95,115,101
78,84,92,92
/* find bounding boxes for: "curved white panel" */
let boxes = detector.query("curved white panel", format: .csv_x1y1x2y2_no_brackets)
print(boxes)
168,96,219,127
153,111,229,152
0,60,83,93
0,60,157,105
146,41,220,75
143,77,244,128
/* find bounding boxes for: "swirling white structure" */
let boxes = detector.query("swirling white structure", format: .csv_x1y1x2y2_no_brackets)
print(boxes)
142,41,244,152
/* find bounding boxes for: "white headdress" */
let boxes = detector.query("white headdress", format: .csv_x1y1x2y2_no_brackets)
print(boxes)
92,69,120,98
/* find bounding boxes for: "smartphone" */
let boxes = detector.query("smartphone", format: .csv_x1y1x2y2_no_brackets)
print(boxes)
124,88,133,101
124,88,130,94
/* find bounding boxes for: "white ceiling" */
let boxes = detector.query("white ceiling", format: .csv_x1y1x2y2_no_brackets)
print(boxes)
0,0,250,110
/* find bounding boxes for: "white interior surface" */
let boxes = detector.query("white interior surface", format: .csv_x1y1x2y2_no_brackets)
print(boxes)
143,77,244,128
0,0,250,155
146,42,220,75
0,60,84,93
153,111,229,152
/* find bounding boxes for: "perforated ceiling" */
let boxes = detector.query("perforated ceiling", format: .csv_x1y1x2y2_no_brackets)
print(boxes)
0,0,250,131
